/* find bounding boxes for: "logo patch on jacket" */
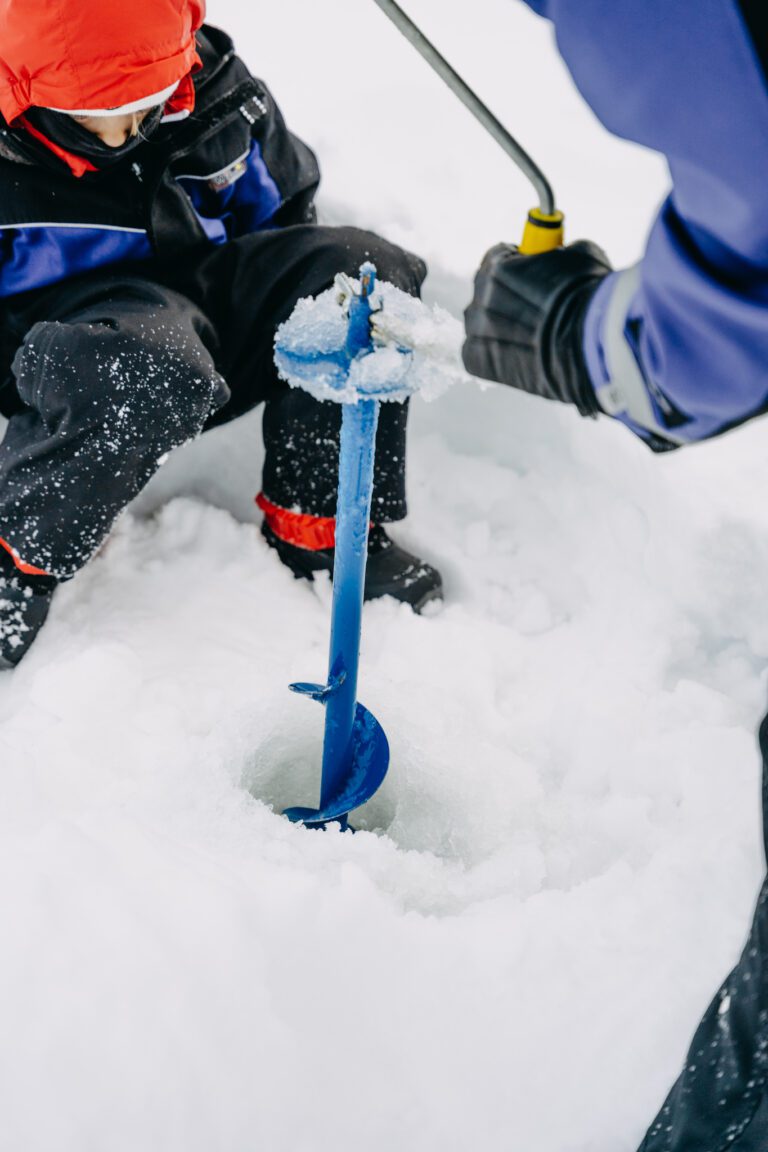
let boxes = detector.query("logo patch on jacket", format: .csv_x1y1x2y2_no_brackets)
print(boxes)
208,159,248,193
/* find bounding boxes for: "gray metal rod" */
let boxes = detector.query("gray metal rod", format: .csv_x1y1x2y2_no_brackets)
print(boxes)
371,0,556,217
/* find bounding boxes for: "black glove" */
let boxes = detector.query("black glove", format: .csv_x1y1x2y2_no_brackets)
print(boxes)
462,240,613,417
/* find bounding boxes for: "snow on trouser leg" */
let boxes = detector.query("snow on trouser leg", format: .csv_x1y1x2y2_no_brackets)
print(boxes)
261,384,409,521
0,285,229,579
0,546,56,669
638,715,768,1152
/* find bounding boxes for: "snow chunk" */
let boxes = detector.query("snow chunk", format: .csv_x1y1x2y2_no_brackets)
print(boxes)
274,278,471,405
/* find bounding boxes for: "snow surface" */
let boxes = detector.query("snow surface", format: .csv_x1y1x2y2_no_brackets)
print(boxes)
2,2,768,1150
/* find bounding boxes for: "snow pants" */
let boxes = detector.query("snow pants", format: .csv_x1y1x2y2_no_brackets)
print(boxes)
0,225,426,578
639,714,768,1152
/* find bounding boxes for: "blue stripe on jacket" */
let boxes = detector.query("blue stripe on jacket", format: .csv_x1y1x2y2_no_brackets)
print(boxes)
522,0,768,446
0,226,153,297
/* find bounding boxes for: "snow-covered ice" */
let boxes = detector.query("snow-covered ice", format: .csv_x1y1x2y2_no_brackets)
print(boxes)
1,2,767,1150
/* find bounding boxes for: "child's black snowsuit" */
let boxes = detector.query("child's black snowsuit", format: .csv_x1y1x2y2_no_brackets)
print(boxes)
0,25,426,578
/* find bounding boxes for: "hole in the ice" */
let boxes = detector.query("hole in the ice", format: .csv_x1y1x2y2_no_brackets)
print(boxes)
238,706,657,907
238,700,523,868
240,717,322,819
240,722,400,834
235,683,658,894
236,698,663,915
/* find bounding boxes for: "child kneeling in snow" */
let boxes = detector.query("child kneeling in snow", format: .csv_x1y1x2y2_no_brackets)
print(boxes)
0,0,442,669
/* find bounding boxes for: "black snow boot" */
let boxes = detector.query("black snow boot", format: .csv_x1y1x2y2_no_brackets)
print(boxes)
0,550,57,669
262,523,443,613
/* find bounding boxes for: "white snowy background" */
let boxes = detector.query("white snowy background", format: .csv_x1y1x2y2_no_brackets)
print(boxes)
2,2,767,1149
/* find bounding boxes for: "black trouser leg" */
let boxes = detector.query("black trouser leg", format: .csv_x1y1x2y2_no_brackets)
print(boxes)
0,278,228,577
181,225,426,520
260,391,409,521
638,715,768,1152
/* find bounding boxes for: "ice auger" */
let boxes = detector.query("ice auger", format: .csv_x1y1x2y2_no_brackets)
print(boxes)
371,0,565,255
276,264,405,829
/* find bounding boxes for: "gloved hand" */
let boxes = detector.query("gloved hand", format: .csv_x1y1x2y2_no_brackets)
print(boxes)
462,241,613,417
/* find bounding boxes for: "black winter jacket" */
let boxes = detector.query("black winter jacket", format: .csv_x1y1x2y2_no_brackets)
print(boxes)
0,25,320,296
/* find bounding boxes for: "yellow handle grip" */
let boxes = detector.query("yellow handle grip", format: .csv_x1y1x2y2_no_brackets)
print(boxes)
520,208,565,256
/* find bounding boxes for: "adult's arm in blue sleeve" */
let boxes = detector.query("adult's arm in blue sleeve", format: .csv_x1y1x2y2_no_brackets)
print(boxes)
521,0,768,449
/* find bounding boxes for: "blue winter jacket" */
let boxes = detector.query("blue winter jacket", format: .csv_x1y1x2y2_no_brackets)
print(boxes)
523,0,768,449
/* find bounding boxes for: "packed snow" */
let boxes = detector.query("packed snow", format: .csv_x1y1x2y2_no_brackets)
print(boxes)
1,2,767,1150
275,274,467,403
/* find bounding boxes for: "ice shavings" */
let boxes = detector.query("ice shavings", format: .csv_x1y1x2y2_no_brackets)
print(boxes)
274,277,471,405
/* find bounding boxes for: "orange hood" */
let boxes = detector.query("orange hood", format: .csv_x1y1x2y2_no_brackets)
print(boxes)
0,0,206,123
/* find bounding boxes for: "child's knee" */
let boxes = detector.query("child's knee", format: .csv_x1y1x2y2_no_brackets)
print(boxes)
341,226,426,293
12,317,228,444
313,226,427,296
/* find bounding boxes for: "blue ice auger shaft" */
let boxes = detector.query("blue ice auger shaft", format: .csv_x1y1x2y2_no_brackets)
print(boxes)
284,266,390,828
